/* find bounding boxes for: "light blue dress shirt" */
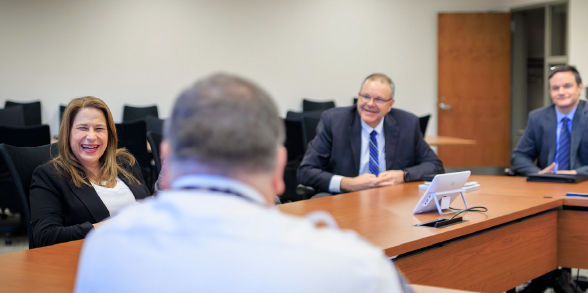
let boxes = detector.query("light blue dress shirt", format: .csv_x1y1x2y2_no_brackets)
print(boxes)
75,174,405,293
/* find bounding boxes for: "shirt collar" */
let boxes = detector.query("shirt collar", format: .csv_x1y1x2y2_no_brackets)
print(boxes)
555,106,578,123
360,117,384,134
170,174,267,206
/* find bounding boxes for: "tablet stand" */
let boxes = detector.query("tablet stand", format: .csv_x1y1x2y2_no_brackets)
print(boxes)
431,189,468,215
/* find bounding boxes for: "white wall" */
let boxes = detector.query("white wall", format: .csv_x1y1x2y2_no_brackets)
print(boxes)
2,0,583,138
570,0,588,98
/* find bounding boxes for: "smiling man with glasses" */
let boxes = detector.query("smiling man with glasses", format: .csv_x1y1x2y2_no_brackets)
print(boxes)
298,73,444,195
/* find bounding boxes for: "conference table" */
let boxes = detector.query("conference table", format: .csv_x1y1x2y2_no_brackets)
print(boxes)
280,175,588,292
0,175,586,292
424,135,476,146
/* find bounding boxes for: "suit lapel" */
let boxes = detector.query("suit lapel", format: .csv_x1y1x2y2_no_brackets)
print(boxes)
570,101,587,168
545,107,557,164
384,113,399,169
349,111,362,173
68,179,109,222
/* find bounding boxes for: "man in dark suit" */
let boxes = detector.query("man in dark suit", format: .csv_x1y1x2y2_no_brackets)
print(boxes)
511,65,586,293
297,73,444,194
512,65,588,176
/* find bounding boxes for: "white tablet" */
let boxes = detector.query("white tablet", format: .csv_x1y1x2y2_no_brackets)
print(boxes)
413,171,471,214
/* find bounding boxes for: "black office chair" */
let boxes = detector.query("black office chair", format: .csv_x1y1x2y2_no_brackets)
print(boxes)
0,125,51,237
59,105,67,126
280,117,308,203
283,118,305,163
146,131,162,176
122,105,159,123
419,114,431,136
0,143,58,248
285,110,322,151
145,116,165,136
0,125,51,147
302,99,335,112
300,112,322,147
284,111,324,200
0,106,25,127
115,120,153,192
5,100,42,126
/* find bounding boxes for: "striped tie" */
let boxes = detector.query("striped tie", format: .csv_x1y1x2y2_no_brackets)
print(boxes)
556,117,571,171
369,130,379,175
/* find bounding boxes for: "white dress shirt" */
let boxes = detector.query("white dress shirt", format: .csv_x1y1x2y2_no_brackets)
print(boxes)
75,174,405,293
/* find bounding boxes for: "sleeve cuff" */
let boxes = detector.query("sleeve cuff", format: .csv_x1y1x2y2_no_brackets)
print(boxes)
328,175,343,193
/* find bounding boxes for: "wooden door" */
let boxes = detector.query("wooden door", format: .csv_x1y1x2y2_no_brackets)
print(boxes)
437,13,511,167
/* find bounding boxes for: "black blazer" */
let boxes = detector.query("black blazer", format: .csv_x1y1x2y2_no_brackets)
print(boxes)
511,100,588,175
297,106,444,193
30,158,151,247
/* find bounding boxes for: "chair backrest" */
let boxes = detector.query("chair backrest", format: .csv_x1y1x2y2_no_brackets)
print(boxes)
122,105,159,122
146,131,162,176
302,99,335,112
0,143,58,248
5,100,42,126
145,116,165,136
283,117,305,162
300,113,321,147
59,104,67,126
419,114,431,136
115,120,153,191
286,110,322,151
0,106,25,127
0,125,51,147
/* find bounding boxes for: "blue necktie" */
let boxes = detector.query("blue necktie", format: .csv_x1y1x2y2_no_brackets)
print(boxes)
556,117,571,171
369,130,379,175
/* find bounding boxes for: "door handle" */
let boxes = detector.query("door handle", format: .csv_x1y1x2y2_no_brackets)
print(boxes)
439,97,452,111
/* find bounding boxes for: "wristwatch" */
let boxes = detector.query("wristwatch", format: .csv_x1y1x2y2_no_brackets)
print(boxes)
403,168,409,182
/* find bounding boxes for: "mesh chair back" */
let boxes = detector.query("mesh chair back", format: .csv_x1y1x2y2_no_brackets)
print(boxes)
0,125,51,147
115,120,153,192
0,106,25,127
146,131,162,175
283,118,305,162
302,99,335,112
300,111,322,147
122,105,159,122
0,143,58,248
5,100,42,126
59,105,67,126
419,114,431,136
145,116,164,136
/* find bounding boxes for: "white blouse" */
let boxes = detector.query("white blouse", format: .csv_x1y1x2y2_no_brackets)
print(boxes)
91,177,136,216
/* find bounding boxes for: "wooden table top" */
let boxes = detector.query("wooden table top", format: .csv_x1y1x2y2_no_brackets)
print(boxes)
1,175,587,292
424,136,476,146
279,176,570,257
0,240,82,292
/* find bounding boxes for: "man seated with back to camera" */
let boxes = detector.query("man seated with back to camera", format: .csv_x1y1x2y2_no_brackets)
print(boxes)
74,73,410,292
297,73,444,196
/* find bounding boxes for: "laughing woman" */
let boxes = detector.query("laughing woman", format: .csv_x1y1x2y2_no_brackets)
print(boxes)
30,96,151,247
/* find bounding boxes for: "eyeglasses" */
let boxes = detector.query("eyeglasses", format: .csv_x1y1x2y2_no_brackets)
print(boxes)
358,94,393,105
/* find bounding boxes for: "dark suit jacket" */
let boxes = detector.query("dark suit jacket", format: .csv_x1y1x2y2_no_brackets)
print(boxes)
511,100,588,175
30,157,151,248
297,106,444,193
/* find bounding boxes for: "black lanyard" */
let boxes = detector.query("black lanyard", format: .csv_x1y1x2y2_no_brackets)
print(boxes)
179,186,256,204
